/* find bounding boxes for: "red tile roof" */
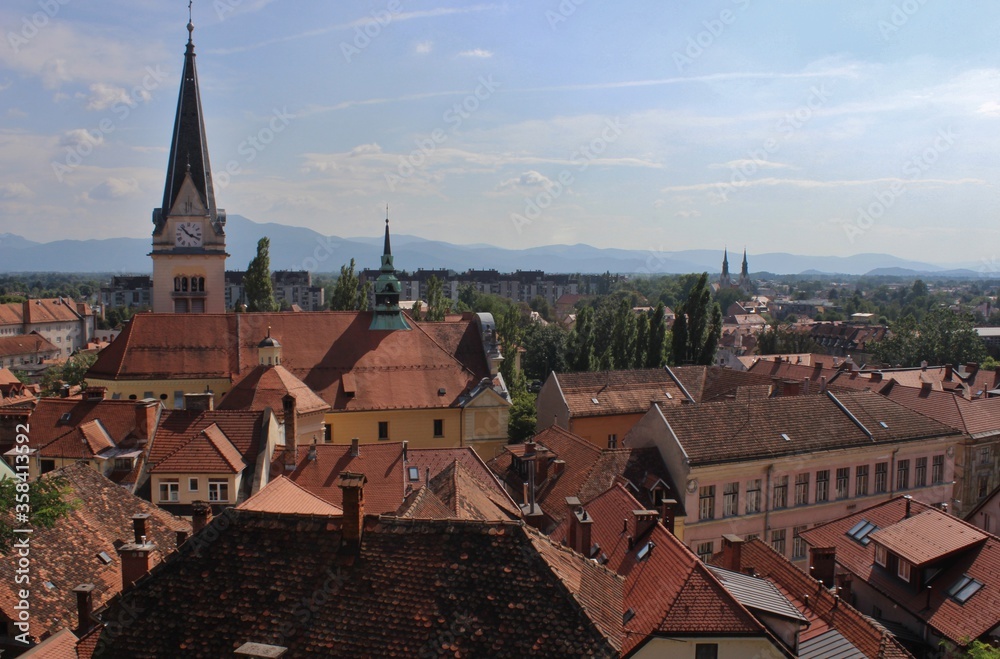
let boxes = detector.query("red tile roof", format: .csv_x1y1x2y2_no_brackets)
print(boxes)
408,446,515,501
801,496,1000,645
280,442,405,514
397,460,520,521
879,380,1000,436
0,463,189,644
670,365,779,403
236,475,343,516
553,368,690,417
12,398,152,461
0,298,87,326
868,509,987,567
0,332,59,358
148,410,262,478
218,364,330,415
151,422,246,474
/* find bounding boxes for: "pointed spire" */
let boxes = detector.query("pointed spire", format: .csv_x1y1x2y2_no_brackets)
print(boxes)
371,214,410,331
383,205,391,257
155,3,220,230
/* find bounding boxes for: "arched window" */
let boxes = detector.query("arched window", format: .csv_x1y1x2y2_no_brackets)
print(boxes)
181,277,188,292
197,277,205,292
174,277,181,292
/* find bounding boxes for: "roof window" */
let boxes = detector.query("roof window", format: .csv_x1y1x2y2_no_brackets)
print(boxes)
948,575,983,604
407,466,419,481
780,433,791,442
97,551,113,565
846,519,878,545
591,397,600,405
636,541,655,562
878,421,889,429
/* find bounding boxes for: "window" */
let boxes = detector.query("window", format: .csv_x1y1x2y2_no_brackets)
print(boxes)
932,455,944,484
188,477,198,492
772,476,788,510
984,513,991,533
745,533,760,541
433,419,444,438
746,479,762,514
875,544,887,566
792,526,807,559
978,473,990,499
875,462,888,494
408,466,420,481
159,481,179,502
174,391,185,409
897,557,910,582
723,482,739,517
40,459,56,474
695,644,718,659
815,470,829,503
948,575,984,604
607,434,617,449
795,473,810,506
980,446,992,465
896,459,909,491
836,467,850,499
771,528,786,556
699,485,716,521
696,541,714,562
846,519,878,545
378,421,389,440
208,479,229,503
915,457,927,487
114,458,133,472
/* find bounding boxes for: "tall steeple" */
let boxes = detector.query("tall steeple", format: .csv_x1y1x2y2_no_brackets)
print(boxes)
738,248,751,293
370,211,411,331
741,248,749,278
720,248,731,288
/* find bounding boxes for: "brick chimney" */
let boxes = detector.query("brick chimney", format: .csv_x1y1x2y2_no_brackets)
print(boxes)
523,441,536,457
659,498,678,535
802,377,810,395
551,459,566,479
569,505,593,555
721,534,744,572
184,392,215,412
118,536,155,589
282,394,297,471
132,513,150,544
535,447,550,482
565,496,581,548
809,547,837,588
192,500,212,534
870,372,883,383
945,364,954,381
338,472,366,552
73,583,96,635
134,400,158,440
783,379,801,397
349,437,360,458
632,509,658,541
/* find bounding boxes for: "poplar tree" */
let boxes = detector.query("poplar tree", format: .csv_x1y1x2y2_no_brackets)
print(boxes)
244,237,277,312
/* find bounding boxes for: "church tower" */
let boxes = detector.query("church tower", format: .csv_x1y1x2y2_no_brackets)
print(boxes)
719,248,731,288
738,248,751,293
150,15,227,313
369,216,411,331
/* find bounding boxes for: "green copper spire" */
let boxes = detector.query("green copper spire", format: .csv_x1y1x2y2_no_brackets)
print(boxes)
370,213,411,331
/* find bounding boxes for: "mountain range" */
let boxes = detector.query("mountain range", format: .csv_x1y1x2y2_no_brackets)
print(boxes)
0,215,984,277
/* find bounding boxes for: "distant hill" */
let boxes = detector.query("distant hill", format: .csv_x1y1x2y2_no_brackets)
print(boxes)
0,215,955,276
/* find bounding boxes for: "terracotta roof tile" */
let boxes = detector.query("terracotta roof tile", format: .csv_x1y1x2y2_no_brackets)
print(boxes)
0,332,60,358
868,509,987,567
148,410,262,478
11,398,152,461
151,422,246,474
218,364,330,415
18,627,79,658
671,365,780,403
554,369,689,417
237,475,343,516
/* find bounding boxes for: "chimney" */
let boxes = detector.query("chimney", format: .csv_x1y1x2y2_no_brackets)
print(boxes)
659,498,678,535
721,534,744,572
565,496,581,549
192,500,213,534
524,441,536,457
921,360,928,371
921,381,933,392
783,379,801,397
551,459,566,479
73,584,96,635
570,506,593,555
175,529,189,548
904,494,913,518
402,440,408,463
183,392,215,412
819,376,827,392
132,513,150,544
282,394,297,471
338,472,366,551
809,547,837,588
535,447,550,482
632,509,658,540
60,383,71,398
945,364,954,381
940,502,948,514
870,372,883,383
118,536,155,590
349,437,360,458
802,377,810,395
134,400,158,440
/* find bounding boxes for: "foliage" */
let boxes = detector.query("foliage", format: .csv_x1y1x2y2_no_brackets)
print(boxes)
528,296,554,323
756,322,822,356
521,323,567,382
40,352,98,395
610,297,638,369
329,259,369,311
565,306,595,372
0,476,79,552
244,237,277,312
871,309,987,367
646,302,669,368
496,303,525,388
425,276,450,321
507,389,538,443
670,273,722,365
942,639,1000,658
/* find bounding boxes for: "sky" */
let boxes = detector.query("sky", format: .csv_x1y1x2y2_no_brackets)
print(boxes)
1,0,999,266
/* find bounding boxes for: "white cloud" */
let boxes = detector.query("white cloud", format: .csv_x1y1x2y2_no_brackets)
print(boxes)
415,41,433,54
0,183,32,199
59,129,104,149
349,143,383,156
674,209,701,218
459,49,493,58
84,177,140,201
86,83,135,111
709,159,795,170
497,170,555,191
661,176,987,193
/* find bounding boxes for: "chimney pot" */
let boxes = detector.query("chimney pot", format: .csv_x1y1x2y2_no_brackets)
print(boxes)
350,437,360,458
904,494,913,518
338,472,366,552
659,498,678,535
73,583,96,635
192,500,213,534
132,513,150,544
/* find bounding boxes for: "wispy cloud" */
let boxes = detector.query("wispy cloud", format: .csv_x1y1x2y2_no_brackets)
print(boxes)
415,41,434,54
459,49,493,58
661,176,987,193
709,159,795,170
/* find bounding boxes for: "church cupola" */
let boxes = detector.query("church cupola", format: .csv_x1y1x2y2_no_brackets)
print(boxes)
369,214,411,331
258,327,282,366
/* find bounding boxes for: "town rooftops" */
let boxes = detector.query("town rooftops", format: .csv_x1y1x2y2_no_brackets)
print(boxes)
868,508,988,567
219,364,330,416
878,379,1000,437
549,368,691,417
0,332,59,358
236,475,343,516
147,409,263,479
637,390,959,466
0,298,89,327
150,422,246,475
396,459,520,521
670,365,779,403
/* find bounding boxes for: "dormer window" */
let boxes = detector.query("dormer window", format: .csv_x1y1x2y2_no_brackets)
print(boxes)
896,557,911,581
874,544,887,567
948,575,983,604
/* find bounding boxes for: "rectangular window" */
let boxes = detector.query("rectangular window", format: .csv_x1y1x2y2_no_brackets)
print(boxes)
897,459,910,490
696,541,714,562
771,528,786,556
434,419,444,438
208,479,229,503
875,544,887,566
792,526,807,559
836,467,850,499
378,421,389,440
746,479,762,514
324,425,332,443
772,476,788,510
695,644,718,659
745,533,760,541
159,481,179,503
875,462,888,494
723,482,739,517
173,391,185,409
980,446,992,465
607,434,617,449
897,557,911,582
114,458,133,472
915,457,927,487
978,473,990,499
188,477,198,492
794,473,810,506
815,470,830,503
699,485,716,521
932,455,944,484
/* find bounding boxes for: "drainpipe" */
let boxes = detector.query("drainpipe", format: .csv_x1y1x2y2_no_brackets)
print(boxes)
763,464,774,539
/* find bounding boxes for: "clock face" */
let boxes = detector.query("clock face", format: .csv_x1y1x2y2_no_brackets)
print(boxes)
175,222,203,247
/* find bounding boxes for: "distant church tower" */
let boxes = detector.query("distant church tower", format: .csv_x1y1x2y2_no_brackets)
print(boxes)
370,217,411,331
719,249,731,288
150,16,227,314
738,248,751,292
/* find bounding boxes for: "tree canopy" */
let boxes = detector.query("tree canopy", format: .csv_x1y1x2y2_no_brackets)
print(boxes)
329,259,369,311
244,237,277,312
871,308,987,367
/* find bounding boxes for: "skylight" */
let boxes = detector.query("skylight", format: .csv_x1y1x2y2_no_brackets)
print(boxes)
97,551,113,565
948,575,983,604
665,391,673,399
878,421,889,429
623,608,636,625
636,541,655,561
591,397,600,405
407,466,419,481
780,433,791,442
846,519,878,545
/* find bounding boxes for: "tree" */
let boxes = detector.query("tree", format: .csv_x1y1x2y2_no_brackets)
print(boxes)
634,311,649,370
610,297,638,369
522,323,567,382
244,237,277,312
425,276,450,321
496,304,525,388
329,259,369,311
565,306,596,372
756,322,821,356
40,352,98,395
646,302,669,368
871,309,987,367
671,273,721,365
0,476,78,552
507,390,537,443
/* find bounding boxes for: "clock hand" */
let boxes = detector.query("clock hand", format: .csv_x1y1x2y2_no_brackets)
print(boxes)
181,226,195,238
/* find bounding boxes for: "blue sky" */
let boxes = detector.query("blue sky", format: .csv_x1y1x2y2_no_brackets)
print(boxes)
1,0,999,265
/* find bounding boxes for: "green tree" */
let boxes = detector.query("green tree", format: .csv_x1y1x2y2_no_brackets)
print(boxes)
507,390,537,442
329,259,369,311
244,237,277,312
610,298,638,369
646,302,669,368
671,273,722,365
0,476,78,552
635,311,649,370
425,276,450,321
40,352,98,395
522,323,567,382
566,306,596,372
872,309,986,367
496,304,525,388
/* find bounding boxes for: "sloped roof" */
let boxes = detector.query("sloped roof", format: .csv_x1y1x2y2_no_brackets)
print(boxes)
0,332,59,358
21,398,151,459
419,460,520,521
669,365,778,403
879,381,1000,436
0,298,84,326
151,422,246,474
93,511,623,657
553,368,689,417
237,475,343,516
218,364,330,416
407,446,512,501
0,463,189,643
801,496,1000,645
648,391,959,466
77,419,115,455
868,509,987,567
148,410,262,476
